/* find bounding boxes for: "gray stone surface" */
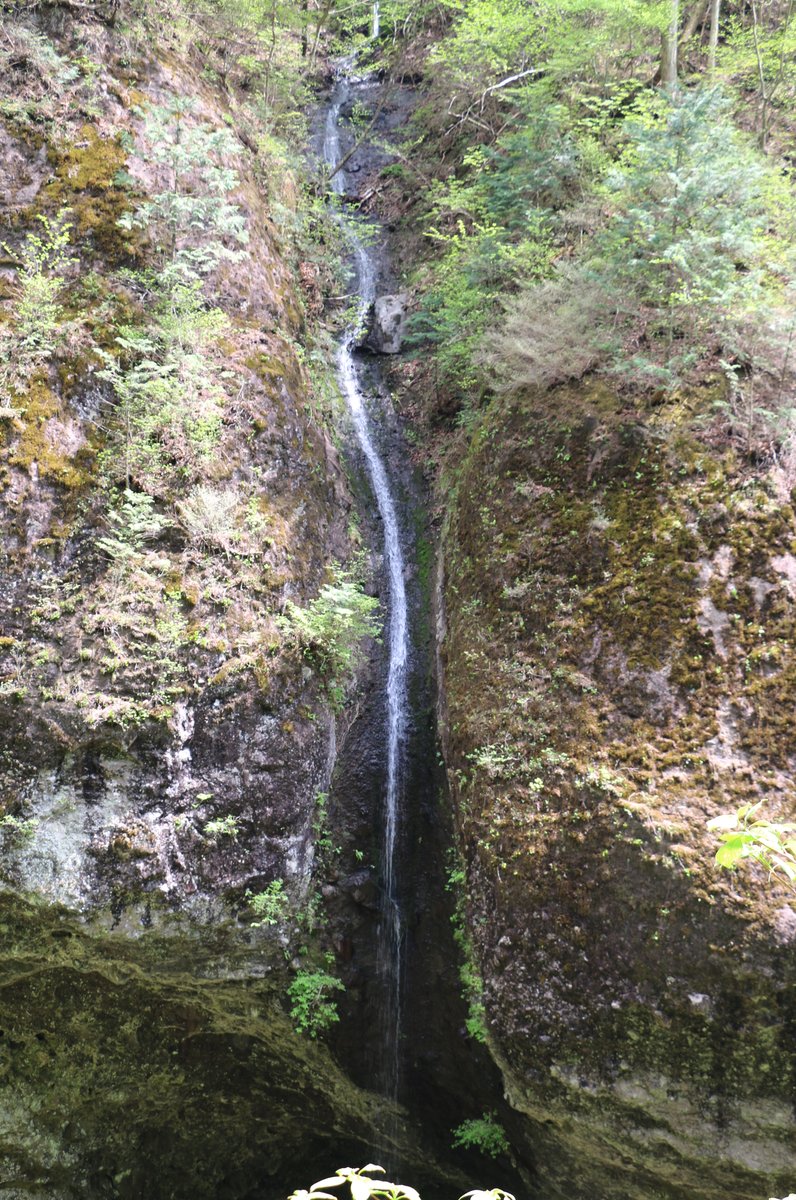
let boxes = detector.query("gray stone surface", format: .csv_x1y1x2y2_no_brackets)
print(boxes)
367,293,409,354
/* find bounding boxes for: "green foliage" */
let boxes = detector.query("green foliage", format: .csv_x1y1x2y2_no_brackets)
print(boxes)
716,6,796,144
204,814,240,841
593,89,774,353
194,0,314,139
0,814,39,844
98,282,229,490
247,879,290,926
312,791,338,855
97,490,168,561
119,97,249,284
446,859,488,1042
95,94,250,496
8,212,73,356
451,1113,510,1159
708,803,796,891
1,212,73,403
281,572,381,682
427,0,538,91
488,87,794,395
287,968,345,1038
408,111,561,399
405,0,796,413
0,23,82,130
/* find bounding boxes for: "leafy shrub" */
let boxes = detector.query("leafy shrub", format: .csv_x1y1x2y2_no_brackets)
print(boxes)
178,484,243,556
98,489,169,562
593,90,773,339
247,879,290,926
287,969,345,1038
480,103,584,223
452,1113,510,1159
1,212,73,402
119,96,249,284
8,212,73,357
98,283,229,490
487,88,795,396
708,803,796,892
281,573,381,681
204,814,239,841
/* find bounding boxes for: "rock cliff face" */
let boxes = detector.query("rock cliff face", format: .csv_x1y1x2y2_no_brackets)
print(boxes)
0,10,416,1196
435,380,796,1199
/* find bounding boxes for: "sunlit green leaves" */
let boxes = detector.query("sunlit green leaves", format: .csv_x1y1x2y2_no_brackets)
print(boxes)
289,1166,423,1200
280,573,381,682
708,803,796,891
288,1167,517,1200
287,970,345,1038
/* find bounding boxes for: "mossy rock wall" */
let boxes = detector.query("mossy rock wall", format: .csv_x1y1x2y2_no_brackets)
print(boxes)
437,380,796,1200
0,893,406,1200
0,9,396,1194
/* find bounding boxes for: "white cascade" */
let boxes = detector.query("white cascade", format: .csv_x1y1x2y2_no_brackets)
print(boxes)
323,67,409,1101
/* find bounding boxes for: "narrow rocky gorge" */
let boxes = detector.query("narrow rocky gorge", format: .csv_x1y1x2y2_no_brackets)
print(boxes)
0,3,795,1200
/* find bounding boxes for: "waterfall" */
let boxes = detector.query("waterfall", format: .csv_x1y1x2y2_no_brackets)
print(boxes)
323,67,409,1102
372,0,380,39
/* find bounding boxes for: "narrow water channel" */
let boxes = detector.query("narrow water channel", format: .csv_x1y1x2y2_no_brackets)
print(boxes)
322,63,409,1104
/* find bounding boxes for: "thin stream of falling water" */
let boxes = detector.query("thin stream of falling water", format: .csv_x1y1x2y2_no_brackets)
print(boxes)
323,65,408,1102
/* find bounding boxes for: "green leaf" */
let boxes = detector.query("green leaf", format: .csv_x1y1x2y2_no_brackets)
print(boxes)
716,835,753,868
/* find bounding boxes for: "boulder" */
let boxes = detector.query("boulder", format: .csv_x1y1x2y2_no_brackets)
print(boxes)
366,293,409,354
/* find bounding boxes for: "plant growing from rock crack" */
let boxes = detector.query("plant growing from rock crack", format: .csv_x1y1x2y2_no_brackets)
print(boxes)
287,968,344,1038
0,211,74,404
247,879,290,926
97,284,229,490
280,572,381,685
708,803,796,892
0,814,39,844
97,489,169,562
118,96,249,285
452,1113,509,1159
204,814,240,841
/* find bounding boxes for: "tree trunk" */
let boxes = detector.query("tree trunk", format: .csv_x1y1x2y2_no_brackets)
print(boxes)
707,0,720,74
661,0,679,87
679,0,709,46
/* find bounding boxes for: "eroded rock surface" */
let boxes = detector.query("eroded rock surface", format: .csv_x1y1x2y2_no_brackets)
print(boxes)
437,381,796,1200
0,11,408,1196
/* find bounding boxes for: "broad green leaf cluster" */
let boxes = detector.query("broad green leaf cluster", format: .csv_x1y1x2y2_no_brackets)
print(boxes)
288,1165,516,1200
708,803,796,891
451,1112,510,1158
